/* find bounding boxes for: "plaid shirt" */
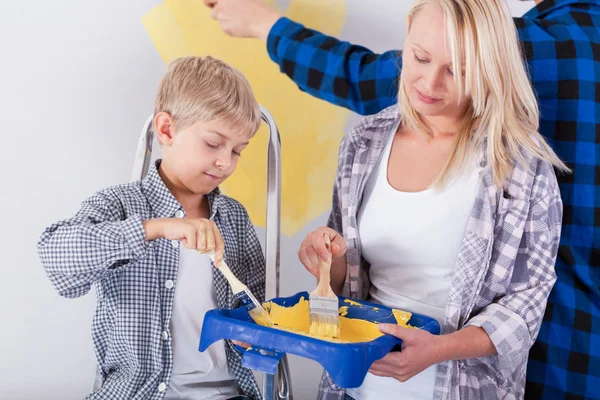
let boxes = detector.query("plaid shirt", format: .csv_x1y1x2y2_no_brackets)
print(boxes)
267,1,600,398
317,105,562,399
38,160,264,400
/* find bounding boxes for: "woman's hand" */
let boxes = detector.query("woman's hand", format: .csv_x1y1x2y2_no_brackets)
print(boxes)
369,324,444,382
298,227,346,278
371,324,497,382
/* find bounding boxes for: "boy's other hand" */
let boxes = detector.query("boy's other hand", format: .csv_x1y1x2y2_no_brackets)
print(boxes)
232,340,252,349
204,0,281,41
143,218,225,265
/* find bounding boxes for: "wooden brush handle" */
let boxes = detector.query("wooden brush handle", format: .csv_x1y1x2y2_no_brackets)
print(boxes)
207,251,246,294
316,235,333,295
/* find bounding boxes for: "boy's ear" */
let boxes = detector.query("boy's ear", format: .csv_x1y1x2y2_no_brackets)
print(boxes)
154,112,175,146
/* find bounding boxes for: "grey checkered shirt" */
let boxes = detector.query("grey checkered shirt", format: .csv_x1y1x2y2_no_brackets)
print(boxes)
318,106,562,400
38,160,264,400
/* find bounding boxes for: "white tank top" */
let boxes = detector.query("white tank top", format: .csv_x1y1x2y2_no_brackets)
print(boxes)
348,126,480,400
164,248,239,400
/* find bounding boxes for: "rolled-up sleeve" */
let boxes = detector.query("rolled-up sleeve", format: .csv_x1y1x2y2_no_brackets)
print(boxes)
465,159,562,377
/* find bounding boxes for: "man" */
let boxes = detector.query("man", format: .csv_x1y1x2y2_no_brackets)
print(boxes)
206,0,600,398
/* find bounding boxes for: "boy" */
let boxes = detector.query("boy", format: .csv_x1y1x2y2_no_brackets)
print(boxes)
38,56,264,400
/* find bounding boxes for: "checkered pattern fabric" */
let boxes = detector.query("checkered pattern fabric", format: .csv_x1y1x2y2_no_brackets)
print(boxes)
267,1,600,397
317,106,562,399
38,160,264,400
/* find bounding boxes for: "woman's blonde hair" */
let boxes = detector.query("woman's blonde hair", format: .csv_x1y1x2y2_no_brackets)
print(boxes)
399,0,569,187
154,56,261,137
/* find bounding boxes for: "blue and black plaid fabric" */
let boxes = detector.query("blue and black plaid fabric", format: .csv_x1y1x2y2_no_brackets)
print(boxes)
38,160,264,400
267,0,600,398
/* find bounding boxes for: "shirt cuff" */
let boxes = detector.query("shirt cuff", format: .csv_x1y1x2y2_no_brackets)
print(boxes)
121,214,149,259
266,16,305,64
465,303,531,378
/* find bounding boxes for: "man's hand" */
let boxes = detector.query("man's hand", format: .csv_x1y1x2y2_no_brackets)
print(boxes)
204,0,282,40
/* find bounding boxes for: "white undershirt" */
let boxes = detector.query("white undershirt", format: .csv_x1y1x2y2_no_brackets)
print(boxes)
347,128,480,400
164,248,239,400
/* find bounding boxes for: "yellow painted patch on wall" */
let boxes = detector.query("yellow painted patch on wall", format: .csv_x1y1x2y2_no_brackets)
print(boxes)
142,0,351,235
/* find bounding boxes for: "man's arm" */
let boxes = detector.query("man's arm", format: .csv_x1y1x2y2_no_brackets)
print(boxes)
207,0,400,115
267,17,400,115
207,0,548,115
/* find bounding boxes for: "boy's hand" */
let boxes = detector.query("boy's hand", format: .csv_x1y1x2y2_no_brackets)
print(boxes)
204,0,281,41
232,340,252,349
144,218,225,265
298,227,346,278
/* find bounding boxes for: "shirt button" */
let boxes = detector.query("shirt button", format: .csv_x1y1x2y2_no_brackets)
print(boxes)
158,382,167,392
171,240,179,248
174,210,184,218
162,331,169,340
165,280,174,289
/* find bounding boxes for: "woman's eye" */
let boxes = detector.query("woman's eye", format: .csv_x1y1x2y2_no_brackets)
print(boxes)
415,55,428,63
205,142,219,149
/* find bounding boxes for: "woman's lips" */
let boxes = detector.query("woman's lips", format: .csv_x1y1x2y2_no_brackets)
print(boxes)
416,89,441,104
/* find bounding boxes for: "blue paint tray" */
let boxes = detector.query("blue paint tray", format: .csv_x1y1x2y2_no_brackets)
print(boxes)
199,291,440,388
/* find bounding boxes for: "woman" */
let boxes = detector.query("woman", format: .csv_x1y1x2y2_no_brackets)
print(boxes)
298,0,567,399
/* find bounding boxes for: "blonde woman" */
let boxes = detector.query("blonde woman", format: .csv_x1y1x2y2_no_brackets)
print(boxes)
295,1,568,399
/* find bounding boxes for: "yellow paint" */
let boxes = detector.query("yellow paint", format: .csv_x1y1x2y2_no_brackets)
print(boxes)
343,299,363,306
263,298,310,333
262,297,412,343
392,309,412,325
142,0,351,235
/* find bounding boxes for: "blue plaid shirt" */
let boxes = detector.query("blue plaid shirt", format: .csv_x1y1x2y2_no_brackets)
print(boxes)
38,160,264,400
267,1,600,398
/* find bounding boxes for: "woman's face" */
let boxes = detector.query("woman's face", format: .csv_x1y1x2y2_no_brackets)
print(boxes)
402,3,471,121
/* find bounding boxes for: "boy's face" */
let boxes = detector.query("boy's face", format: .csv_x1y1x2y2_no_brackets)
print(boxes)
157,114,251,195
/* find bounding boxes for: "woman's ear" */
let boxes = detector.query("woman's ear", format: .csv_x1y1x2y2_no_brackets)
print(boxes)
154,112,175,147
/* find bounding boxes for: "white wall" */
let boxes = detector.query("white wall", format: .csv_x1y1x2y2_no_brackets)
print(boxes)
0,1,533,399
0,1,164,399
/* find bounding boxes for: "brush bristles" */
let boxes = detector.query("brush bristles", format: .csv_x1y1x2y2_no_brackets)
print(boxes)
235,291,274,327
309,296,340,339
249,307,274,327
309,313,341,339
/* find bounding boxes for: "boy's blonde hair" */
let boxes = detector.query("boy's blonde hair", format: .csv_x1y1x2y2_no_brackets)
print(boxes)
400,0,569,188
154,56,261,137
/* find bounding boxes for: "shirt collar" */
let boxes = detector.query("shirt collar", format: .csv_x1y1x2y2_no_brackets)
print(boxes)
140,160,222,219
524,0,598,19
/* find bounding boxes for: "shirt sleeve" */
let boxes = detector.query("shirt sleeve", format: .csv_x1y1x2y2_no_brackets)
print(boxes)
38,190,150,298
465,159,561,378
266,17,400,115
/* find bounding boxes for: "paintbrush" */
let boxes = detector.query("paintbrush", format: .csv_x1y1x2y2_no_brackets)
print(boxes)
207,250,274,327
309,235,341,339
